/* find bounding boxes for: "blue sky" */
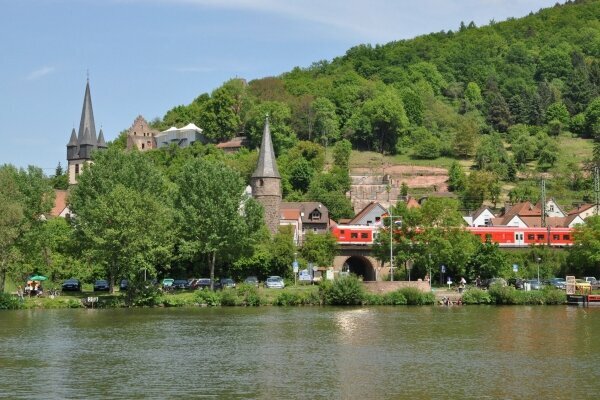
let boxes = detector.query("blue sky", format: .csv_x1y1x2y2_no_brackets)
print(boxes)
0,0,559,173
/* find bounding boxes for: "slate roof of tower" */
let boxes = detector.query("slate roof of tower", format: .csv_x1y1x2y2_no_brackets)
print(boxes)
77,80,97,146
67,128,78,147
97,129,107,148
252,117,280,178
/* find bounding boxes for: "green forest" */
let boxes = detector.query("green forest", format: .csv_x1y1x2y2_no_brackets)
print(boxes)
140,0,600,211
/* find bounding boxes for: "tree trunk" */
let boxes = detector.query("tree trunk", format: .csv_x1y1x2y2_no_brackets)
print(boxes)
210,251,216,291
0,266,6,293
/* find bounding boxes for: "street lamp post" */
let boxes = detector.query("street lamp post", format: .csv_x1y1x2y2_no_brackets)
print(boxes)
536,257,541,283
389,207,394,282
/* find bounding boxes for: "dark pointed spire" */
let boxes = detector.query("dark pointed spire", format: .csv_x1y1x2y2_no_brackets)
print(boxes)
67,128,79,160
77,80,97,147
97,128,107,149
67,128,78,146
252,116,280,178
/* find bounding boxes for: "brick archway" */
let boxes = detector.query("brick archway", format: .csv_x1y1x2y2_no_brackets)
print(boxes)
339,256,377,281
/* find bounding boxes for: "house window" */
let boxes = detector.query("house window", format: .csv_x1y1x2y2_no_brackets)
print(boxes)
537,234,545,240
375,217,381,222
313,228,317,233
351,233,358,239
310,210,321,220
563,235,570,240
553,234,560,240
361,233,369,239
549,204,554,212
528,234,535,240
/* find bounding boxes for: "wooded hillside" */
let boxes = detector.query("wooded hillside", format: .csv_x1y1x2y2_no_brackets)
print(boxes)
148,0,600,212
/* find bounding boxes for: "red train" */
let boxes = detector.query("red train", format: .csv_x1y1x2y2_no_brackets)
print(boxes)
330,225,378,245
465,226,574,247
332,224,575,247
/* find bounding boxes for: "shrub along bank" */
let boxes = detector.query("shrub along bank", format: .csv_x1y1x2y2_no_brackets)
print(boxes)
2,278,569,309
462,286,566,305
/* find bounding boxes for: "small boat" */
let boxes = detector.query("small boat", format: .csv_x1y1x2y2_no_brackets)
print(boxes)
567,294,600,306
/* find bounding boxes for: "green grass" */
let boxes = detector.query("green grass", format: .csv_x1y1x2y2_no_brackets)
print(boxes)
349,150,470,170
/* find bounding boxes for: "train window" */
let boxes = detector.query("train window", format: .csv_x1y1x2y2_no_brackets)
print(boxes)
351,233,358,238
361,233,368,239
528,234,535,240
553,234,560,240
537,235,545,240
340,230,345,234
563,235,570,240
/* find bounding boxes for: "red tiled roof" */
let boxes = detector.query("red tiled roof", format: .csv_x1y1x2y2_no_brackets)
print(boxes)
50,190,68,217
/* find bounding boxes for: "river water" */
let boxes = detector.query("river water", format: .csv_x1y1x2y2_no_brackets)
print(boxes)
0,306,598,399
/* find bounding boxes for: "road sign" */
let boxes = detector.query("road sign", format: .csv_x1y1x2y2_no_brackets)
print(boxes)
513,264,519,272
293,261,299,273
440,265,446,273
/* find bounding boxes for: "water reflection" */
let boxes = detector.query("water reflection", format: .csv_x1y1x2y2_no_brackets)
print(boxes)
0,306,598,399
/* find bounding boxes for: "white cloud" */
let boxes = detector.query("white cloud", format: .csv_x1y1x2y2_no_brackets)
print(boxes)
26,66,55,81
121,0,560,42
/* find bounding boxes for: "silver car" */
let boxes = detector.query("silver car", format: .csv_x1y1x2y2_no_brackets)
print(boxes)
265,276,285,289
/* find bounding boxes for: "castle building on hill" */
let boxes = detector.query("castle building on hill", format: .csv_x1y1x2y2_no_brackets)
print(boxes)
127,115,158,151
66,80,107,184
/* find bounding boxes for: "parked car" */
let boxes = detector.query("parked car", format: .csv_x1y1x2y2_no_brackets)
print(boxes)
545,278,566,290
508,278,525,290
243,276,259,287
119,279,129,291
193,278,213,290
219,278,236,289
265,276,285,289
172,279,189,290
62,278,82,292
93,279,110,292
525,279,545,290
162,278,174,288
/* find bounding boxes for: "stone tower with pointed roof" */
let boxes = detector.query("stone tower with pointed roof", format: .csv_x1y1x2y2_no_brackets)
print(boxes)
251,117,281,234
66,80,107,184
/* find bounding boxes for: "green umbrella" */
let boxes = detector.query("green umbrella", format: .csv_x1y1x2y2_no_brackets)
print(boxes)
29,275,48,281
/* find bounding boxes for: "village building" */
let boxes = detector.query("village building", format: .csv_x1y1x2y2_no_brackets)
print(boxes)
126,115,158,151
568,203,600,220
66,80,107,184
155,123,207,149
216,136,249,153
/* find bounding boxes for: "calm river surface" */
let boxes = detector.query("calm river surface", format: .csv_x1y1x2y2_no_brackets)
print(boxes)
1,306,599,399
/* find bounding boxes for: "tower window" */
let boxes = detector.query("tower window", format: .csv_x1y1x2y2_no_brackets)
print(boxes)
142,143,145,149
75,164,80,174
258,179,264,187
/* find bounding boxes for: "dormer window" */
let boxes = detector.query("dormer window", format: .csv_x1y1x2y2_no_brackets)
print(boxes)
310,210,321,220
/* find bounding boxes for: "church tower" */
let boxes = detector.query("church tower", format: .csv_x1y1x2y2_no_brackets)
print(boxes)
251,117,281,234
66,80,105,184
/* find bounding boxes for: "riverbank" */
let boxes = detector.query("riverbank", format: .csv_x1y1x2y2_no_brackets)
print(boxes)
1,279,575,310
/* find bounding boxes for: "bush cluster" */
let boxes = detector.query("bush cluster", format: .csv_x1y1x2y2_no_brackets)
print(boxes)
462,288,492,304
0,293,22,310
319,275,365,305
487,285,566,305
